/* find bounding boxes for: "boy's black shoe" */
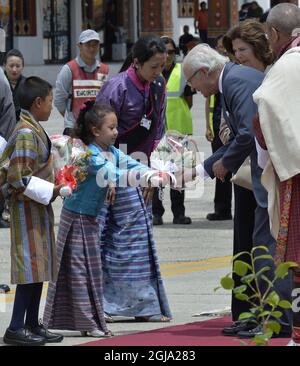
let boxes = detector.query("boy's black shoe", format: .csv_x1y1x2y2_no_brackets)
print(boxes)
3,328,45,346
27,324,64,343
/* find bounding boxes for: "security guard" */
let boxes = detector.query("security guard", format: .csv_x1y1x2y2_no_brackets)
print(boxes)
54,29,109,136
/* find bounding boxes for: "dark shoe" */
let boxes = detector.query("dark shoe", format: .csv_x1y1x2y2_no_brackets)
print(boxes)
222,321,257,336
0,218,9,228
173,215,192,225
0,284,10,293
238,324,292,339
153,215,163,225
28,324,64,343
206,213,232,221
3,327,45,346
237,324,264,338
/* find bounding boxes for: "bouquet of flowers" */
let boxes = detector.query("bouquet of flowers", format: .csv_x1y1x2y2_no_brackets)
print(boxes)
150,131,199,190
50,135,92,197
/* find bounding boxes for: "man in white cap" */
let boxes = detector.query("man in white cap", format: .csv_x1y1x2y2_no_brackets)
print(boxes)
54,29,109,136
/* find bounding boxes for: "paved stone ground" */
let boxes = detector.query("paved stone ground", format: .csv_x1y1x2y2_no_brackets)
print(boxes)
0,67,233,346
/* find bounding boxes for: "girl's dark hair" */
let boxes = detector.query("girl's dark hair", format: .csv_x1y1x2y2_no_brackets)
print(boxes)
74,101,116,145
161,36,180,55
4,48,25,66
132,35,166,65
19,76,52,110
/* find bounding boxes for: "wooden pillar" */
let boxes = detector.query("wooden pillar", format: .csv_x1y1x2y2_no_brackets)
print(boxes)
140,0,173,37
207,0,238,39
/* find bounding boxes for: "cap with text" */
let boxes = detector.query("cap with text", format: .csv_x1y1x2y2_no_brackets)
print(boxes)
78,29,100,44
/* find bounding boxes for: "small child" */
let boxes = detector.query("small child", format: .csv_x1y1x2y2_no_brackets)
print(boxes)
43,102,157,337
2,76,64,346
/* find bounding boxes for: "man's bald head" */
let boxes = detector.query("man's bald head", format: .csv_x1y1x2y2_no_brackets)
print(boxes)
267,3,300,36
266,3,300,56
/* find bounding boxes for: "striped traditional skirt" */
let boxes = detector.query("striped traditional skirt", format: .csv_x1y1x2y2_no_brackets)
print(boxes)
98,187,172,318
43,208,108,333
10,200,57,285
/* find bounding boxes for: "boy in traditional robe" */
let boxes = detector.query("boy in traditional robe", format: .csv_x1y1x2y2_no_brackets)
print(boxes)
1,76,63,346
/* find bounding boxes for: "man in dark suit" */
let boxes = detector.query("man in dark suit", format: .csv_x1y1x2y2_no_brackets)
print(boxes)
182,44,292,338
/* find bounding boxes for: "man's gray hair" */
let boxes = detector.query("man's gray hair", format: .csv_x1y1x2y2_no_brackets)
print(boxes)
183,44,228,74
267,3,300,36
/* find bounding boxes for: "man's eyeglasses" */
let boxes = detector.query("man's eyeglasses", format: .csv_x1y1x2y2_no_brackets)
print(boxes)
186,69,200,87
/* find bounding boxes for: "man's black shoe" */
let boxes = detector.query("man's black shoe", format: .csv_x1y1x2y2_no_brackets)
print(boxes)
206,213,232,221
153,215,163,226
0,284,10,293
238,324,291,339
222,321,257,336
173,215,192,225
3,327,45,346
0,218,10,228
27,324,64,343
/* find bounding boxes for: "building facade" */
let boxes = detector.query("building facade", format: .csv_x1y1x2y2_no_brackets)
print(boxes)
0,0,298,66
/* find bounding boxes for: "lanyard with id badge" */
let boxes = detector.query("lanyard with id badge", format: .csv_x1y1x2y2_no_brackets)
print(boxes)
140,92,153,131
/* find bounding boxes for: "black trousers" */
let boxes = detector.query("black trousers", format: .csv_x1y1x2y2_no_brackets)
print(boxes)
231,184,257,321
152,188,185,218
211,134,232,216
253,206,292,329
9,283,43,331
199,30,208,43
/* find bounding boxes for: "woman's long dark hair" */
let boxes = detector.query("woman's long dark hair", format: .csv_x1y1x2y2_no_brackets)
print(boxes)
119,35,166,72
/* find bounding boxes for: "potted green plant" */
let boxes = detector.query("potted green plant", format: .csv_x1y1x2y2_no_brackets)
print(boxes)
215,246,298,346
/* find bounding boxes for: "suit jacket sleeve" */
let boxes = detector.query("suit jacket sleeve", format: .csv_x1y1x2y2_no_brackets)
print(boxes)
0,81,16,141
221,74,258,173
204,68,263,178
204,137,232,178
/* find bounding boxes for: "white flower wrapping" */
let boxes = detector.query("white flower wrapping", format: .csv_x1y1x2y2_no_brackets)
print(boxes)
50,135,88,197
50,135,87,172
150,131,199,189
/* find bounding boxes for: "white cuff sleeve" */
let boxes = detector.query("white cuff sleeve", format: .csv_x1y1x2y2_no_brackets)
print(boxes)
255,138,269,170
23,176,54,205
195,164,209,180
0,135,7,154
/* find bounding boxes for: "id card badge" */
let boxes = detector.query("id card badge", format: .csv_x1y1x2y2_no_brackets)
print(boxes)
140,116,152,130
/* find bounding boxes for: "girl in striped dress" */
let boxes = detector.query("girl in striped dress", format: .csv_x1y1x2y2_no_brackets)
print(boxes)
2,77,64,346
43,102,158,337
96,35,172,323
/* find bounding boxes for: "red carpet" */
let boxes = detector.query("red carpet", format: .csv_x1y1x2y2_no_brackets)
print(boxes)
79,317,289,346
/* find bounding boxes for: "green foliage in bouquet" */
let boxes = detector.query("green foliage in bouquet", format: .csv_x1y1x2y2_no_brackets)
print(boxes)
215,246,298,346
